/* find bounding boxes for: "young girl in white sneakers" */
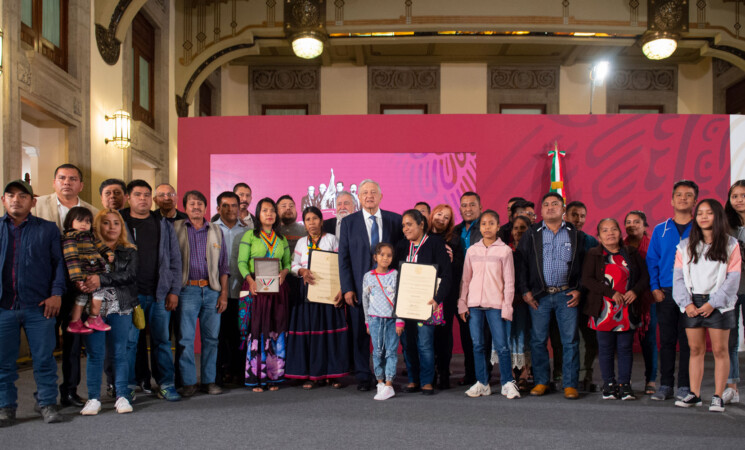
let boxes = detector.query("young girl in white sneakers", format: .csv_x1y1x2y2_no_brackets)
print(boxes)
458,210,520,399
362,243,404,401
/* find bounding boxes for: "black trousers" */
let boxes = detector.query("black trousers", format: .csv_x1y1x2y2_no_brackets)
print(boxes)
657,288,690,388
58,292,82,397
434,304,455,381
216,298,244,384
346,302,372,383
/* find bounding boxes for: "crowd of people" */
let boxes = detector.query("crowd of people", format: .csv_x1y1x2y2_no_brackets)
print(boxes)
1,163,743,427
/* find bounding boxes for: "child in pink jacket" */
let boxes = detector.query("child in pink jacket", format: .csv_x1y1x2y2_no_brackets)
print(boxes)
458,210,519,399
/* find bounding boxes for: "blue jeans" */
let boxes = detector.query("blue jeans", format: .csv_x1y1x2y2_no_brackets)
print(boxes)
178,286,221,386
369,317,399,382
529,291,579,388
0,306,58,409
728,294,744,384
139,295,176,388
403,321,435,386
469,308,514,385
85,313,133,400
640,302,658,384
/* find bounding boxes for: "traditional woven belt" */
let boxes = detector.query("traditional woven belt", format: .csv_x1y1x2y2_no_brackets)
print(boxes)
188,279,209,287
546,285,569,294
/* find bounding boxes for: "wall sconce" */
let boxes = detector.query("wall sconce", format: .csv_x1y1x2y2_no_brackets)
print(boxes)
642,0,688,60
105,110,131,149
284,0,327,59
0,28,4,74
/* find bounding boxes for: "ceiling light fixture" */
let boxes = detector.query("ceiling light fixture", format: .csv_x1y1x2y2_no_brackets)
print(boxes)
641,0,688,60
285,0,327,59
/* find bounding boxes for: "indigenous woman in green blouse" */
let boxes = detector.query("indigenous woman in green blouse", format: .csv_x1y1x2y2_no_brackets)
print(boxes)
238,198,291,391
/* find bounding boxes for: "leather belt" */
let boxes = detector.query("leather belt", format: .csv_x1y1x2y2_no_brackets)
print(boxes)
546,285,569,294
188,279,209,287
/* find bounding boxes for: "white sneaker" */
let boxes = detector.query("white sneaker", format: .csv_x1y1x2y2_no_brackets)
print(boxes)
375,385,395,401
465,381,492,398
373,383,385,400
80,399,101,416
501,380,521,399
115,397,133,414
722,387,740,404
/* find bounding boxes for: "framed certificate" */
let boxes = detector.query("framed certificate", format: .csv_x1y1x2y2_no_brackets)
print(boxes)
395,262,438,321
254,258,280,293
307,250,341,304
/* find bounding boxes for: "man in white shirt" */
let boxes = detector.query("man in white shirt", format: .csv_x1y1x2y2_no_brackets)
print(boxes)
32,164,98,408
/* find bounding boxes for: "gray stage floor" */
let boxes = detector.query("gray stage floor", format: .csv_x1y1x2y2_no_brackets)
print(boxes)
4,354,745,449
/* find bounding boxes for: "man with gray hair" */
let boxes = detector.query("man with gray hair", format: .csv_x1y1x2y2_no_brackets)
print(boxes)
323,191,356,236
338,179,403,391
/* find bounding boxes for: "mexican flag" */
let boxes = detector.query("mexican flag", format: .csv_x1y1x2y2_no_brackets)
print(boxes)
548,142,566,201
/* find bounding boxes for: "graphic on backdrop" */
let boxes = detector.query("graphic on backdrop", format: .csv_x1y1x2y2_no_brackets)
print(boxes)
210,153,477,221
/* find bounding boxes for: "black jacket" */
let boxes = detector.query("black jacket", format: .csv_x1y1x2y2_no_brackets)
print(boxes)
581,245,649,319
453,220,482,251
516,221,586,299
99,246,139,311
431,230,463,313
395,234,452,305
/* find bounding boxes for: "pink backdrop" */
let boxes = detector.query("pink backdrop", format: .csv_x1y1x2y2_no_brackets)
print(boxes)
180,114,730,231
180,114,731,355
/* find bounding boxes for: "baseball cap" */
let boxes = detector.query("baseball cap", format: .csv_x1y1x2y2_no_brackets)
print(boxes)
4,179,34,196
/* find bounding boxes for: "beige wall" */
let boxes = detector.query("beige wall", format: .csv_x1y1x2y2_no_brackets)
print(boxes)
220,64,249,116
678,58,713,114
559,63,606,114
89,6,125,209
320,65,367,115
441,63,487,114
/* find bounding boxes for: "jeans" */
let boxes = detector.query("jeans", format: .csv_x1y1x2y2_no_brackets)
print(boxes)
140,295,176,388
596,330,634,384
403,321,436,386
85,313,133,400
728,294,744,384
657,288,690,388
178,286,221,386
369,317,399,382
0,306,58,409
639,302,658,384
529,291,579,388
468,308,513,386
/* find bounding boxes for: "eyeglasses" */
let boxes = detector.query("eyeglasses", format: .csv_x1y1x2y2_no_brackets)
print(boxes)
156,193,177,198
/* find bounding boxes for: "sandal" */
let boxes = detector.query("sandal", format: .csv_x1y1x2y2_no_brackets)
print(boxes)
330,381,343,389
644,383,656,395
268,384,280,391
252,387,265,393
302,381,315,390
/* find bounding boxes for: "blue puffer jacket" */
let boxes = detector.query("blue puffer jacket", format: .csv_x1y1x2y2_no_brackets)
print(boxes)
0,214,67,308
119,208,182,301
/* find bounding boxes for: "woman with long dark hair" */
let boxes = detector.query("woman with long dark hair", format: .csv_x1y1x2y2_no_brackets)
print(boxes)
723,180,745,405
237,198,291,391
285,206,349,388
624,210,658,395
674,199,741,412
428,204,461,389
583,218,649,401
396,209,452,395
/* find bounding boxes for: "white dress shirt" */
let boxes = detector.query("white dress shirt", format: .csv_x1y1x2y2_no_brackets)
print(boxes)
57,196,81,227
362,208,383,246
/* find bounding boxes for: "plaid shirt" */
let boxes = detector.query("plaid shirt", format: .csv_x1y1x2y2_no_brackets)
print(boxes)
541,221,572,287
186,220,229,280
62,230,113,283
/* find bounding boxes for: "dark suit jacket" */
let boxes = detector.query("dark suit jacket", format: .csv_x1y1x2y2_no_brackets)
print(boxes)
322,218,337,236
338,209,403,297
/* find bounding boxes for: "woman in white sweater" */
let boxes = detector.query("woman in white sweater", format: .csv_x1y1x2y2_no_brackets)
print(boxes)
673,199,741,412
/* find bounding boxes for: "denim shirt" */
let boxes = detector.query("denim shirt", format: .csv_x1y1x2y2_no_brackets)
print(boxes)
541,221,571,287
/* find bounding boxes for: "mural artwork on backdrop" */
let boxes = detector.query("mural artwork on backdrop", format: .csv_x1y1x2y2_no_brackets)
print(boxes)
210,153,477,223
180,114,731,242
